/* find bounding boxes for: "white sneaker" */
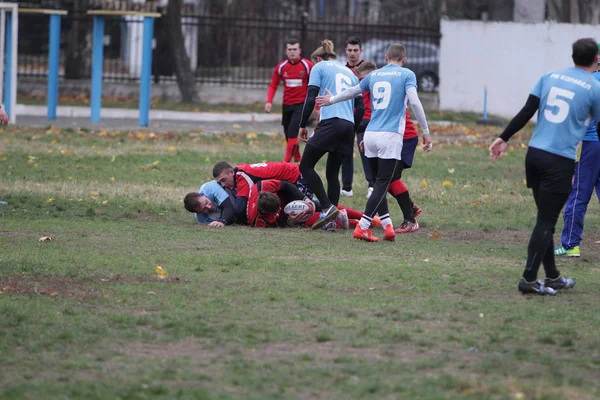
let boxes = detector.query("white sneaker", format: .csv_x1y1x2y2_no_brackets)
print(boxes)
340,189,354,197
366,187,373,198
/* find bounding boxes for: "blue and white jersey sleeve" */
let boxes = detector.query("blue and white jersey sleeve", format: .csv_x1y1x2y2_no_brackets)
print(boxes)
199,181,229,206
530,74,546,99
359,73,372,92
308,63,322,88
405,70,417,90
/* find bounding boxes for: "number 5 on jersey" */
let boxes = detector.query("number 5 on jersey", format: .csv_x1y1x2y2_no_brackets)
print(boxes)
544,87,575,124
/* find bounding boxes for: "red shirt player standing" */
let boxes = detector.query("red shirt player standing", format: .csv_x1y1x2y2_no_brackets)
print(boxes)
266,38,313,163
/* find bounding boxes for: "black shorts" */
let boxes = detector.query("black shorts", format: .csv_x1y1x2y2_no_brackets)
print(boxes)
307,118,355,155
282,103,303,139
525,147,575,194
401,137,419,169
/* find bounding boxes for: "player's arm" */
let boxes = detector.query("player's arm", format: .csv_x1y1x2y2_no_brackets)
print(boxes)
498,94,540,142
265,65,281,112
299,86,320,129
218,198,236,225
234,197,248,225
278,180,306,201
356,118,369,134
319,85,363,105
489,94,540,162
406,87,432,151
353,96,365,129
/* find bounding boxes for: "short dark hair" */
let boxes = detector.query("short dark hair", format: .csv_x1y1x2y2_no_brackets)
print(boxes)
286,37,300,46
572,38,598,67
346,36,362,49
212,161,232,178
257,192,280,214
183,192,203,213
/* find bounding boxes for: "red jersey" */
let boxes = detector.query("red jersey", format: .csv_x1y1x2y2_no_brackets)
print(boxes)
404,110,418,140
362,91,372,120
266,58,313,106
246,180,284,228
235,162,301,199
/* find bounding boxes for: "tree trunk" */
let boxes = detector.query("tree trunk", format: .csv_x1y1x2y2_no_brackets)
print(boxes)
166,0,199,103
65,0,91,79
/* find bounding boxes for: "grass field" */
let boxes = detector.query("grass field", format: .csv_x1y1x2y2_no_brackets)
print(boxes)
1,122,600,400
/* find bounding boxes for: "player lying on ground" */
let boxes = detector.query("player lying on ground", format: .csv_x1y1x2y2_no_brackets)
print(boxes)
183,180,237,227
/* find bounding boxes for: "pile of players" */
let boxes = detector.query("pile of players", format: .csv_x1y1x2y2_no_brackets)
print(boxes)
184,36,432,242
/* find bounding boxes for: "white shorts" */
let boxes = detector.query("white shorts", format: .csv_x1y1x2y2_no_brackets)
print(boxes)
363,131,404,160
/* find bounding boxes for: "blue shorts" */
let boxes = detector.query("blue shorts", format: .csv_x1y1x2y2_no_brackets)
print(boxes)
401,137,419,169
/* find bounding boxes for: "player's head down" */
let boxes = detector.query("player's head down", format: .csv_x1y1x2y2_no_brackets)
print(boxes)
311,39,337,63
212,161,235,189
572,38,599,67
257,192,280,215
385,44,407,65
355,61,377,80
183,193,215,214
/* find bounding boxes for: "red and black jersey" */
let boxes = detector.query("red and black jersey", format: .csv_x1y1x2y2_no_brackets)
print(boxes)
404,109,418,140
362,91,372,120
235,162,301,199
266,58,313,106
246,180,284,228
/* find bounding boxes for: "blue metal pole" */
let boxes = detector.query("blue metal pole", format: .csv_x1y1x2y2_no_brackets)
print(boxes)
319,0,325,16
483,86,488,120
47,14,62,119
90,15,105,123
138,16,154,127
4,12,12,118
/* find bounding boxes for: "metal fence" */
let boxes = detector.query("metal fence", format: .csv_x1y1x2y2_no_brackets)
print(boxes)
13,1,441,88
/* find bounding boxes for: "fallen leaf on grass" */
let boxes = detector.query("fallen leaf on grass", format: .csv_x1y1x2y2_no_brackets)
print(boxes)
429,231,440,239
39,237,53,242
156,266,168,278
442,180,453,187
45,198,55,203
447,168,455,174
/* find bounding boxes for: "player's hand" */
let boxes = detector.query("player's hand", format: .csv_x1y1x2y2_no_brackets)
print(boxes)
265,103,272,113
288,210,310,225
298,127,309,143
359,140,365,153
208,221,225,228
0,109,8,125
422,133,432,152
489,137,507,162
315,89,334,107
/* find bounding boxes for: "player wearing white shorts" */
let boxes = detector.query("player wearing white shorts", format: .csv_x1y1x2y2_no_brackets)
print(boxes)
317,43,432,242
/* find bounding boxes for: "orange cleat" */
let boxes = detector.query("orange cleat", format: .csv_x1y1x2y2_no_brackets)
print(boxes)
353,226,379,242
370,216,382,229
383,225,396,242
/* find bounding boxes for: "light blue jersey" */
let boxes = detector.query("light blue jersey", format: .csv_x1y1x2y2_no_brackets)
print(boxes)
583,71,600,141
308,60,358,124
359,64,417,135
195,181,233,224
530,67,600,159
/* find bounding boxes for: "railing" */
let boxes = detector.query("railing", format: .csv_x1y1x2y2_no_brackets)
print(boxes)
12,0,441,88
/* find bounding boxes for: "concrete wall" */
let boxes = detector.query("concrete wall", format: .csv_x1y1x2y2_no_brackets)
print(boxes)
18,78,282,105
440,19,599,118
